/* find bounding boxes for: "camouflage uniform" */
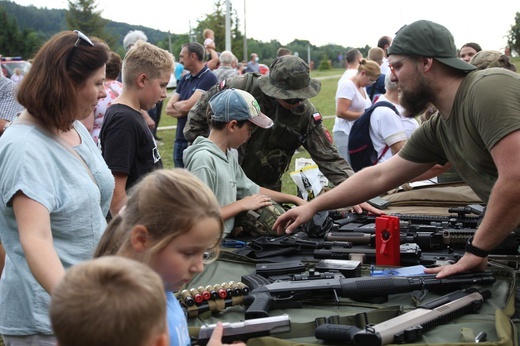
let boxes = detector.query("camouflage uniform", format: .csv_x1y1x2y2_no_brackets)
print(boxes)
185,56,354,191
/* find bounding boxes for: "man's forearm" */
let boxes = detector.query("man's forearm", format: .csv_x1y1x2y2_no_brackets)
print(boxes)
166,101,185,118
312,158,423,212
472,178,520,251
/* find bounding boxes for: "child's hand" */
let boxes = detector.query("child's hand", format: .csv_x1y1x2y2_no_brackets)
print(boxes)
207,322,246,346
240,194,272,211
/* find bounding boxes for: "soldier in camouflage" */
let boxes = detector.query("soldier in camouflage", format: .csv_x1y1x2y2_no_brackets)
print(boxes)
186,55,355,191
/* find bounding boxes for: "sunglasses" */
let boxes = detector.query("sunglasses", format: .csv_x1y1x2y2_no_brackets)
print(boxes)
283,98,304,105
67,30,94,68
73,30,94,47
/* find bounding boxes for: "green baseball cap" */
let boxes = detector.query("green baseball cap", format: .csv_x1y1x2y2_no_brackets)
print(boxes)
258,55,321,99
388,20,476,73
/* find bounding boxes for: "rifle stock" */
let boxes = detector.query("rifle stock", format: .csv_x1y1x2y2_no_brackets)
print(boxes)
354,289,490,346
315,288,490,346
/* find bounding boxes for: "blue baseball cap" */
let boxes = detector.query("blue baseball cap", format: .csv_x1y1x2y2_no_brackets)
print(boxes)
209,89,273,129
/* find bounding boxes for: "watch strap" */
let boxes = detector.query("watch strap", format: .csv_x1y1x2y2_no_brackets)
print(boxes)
465,236,489,258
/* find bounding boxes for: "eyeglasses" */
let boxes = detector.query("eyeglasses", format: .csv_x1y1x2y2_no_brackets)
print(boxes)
388,57,409,75
368,76,378,85
283,98,304,105
73,30,94,47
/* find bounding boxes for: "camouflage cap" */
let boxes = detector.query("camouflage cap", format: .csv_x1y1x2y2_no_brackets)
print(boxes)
470,50,513,70
258,56,321,99
238,201,286,236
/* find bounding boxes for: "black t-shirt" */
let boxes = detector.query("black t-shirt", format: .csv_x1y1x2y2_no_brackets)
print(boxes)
100,104,162,189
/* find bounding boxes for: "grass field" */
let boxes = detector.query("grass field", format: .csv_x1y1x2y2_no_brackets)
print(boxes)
157,68,342,195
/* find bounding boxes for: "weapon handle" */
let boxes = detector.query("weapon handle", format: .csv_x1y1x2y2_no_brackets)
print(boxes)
315,324,362,343
244,291,273,320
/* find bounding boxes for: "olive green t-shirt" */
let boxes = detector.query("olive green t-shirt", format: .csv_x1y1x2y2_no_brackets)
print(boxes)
399,69,520,203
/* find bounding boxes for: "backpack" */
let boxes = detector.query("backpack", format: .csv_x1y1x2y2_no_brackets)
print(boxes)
348,101,399,172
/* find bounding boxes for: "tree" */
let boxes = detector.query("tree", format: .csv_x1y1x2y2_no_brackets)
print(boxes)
193,0,246,61
66,0,116,48
0,5,44,58
507,11,520,56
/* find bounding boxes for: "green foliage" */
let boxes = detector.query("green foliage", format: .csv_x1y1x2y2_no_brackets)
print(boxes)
0,5,45,58
66,0,117,48
507,11,520,55
3,1,518,77
0,1,368,68
318,55,331,71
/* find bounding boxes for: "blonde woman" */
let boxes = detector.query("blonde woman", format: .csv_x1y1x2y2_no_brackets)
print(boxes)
333,59,381,163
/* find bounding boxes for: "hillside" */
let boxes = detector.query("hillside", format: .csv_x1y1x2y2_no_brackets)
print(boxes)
0,0,170,52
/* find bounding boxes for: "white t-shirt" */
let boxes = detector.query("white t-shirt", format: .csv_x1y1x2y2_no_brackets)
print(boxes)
400,115,420,139
370,95,407,163
380,57,390,75
333,74,372,134
337,68,357,86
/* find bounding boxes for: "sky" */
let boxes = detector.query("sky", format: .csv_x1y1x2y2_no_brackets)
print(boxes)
10,0,520,52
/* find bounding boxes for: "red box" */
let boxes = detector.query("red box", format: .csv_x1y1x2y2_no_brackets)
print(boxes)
375,215,400,266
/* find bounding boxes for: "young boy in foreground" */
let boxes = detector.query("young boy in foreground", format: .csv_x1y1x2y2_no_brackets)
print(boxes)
50,256,168,346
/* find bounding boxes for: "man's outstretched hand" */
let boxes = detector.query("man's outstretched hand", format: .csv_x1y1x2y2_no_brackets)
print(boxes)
356,202,381,215
273,203,316,235
423,253,488,278
273,202,382,235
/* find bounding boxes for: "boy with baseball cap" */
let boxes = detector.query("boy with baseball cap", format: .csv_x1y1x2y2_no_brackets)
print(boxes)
183,88,306,236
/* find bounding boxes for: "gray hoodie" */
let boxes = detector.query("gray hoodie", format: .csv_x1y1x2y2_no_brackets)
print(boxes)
183,136,259,235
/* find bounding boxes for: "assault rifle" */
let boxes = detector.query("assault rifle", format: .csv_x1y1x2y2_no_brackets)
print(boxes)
331,209,482,229
242,271,495,319
325,227,519,254
197,314,291,346
250,233,352,253
313,243,428,266
329,221,490,255
315,288,490,346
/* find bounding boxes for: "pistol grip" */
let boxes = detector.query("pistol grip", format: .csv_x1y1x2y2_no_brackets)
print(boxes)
244,291,272,319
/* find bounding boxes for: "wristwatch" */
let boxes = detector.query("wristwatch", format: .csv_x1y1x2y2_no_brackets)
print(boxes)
465,236,489,258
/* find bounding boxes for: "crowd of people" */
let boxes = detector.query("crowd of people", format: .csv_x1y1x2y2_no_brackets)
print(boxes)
0,20,518,346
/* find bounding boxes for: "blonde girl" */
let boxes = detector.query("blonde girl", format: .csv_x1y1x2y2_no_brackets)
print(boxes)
95,168,243,346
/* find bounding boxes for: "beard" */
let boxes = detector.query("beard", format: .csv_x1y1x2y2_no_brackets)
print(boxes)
398,74,435,118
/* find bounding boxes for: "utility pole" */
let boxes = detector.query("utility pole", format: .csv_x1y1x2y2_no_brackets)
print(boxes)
225,0,231,51
168,31,172,54
243,0,247,61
